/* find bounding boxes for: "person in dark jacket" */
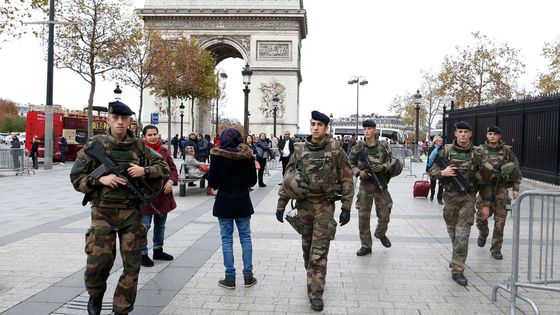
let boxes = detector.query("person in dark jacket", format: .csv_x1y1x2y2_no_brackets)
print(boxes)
197,133,210,162
10,135,21,169
255,132,272,187
208,128,258,290
171,134,179,158
426,136,444,204
30,135,39,169
140,125,179,267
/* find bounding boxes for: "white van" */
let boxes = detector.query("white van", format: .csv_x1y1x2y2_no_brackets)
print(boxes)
377,128,405,144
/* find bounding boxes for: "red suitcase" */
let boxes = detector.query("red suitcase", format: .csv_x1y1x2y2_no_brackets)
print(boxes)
413,174,431,198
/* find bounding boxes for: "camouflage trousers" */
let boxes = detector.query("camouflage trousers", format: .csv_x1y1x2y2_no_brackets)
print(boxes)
84,206,146,314
355,185,393,248
442,190,476,274
476,184,511,252
297,198,337,299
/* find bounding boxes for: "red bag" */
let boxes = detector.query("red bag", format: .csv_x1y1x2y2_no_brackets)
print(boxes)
413,174,431,198
254,160,261,169
199,165,209,172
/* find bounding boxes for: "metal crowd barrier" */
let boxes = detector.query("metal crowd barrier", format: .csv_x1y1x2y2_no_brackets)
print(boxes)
0,148,34,175
390,144,414,177
492,190,560,314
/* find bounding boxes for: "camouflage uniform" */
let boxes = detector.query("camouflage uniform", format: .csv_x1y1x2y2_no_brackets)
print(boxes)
429,140,483,275
70,130,168,314
348,140,393,249
277,136,354,300
476,140,521,253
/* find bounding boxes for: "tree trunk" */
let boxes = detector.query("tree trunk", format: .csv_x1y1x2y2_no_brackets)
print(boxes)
191,97,195,132
87,77,96,140
138,87,144,136
167,84,171,152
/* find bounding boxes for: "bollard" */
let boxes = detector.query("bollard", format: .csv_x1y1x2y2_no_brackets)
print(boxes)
179,181,186,196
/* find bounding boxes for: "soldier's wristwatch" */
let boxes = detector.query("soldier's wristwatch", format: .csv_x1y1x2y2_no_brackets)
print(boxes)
144,167,150,176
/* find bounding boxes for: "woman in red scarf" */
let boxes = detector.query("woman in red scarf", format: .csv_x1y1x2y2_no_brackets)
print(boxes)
140,125,179,267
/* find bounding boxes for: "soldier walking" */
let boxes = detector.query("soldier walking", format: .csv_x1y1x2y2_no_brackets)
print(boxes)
428,121,484,286
70,101,169,315
276,111,354,311
476,126,522,260
348,119,394,255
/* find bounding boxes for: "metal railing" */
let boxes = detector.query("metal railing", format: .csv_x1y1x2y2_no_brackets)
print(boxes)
390,144,414,177
492,190,560,314
0,148,35,175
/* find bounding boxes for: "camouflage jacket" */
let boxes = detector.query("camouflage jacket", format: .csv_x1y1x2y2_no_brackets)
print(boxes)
480,140,522,191
70,130,169,208
277,135,354,211
348,139,392,186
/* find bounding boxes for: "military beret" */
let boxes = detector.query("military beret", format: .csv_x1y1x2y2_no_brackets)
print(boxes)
108,101,134,116
487,126,502,134
454,121,472,131
362,119,376,128
311,110,330,124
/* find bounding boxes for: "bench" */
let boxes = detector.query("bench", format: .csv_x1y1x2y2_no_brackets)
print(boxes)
178,163,206,196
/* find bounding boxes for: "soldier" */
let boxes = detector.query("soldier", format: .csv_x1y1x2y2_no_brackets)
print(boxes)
428,121,483,286
476,126,522,260
348,119,394,256
276,110,354,312
70,101,169,315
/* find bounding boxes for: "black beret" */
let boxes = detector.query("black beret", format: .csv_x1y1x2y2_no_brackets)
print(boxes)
487,126,502,134
108,101,134,116
454,121,472,131
311,110,330,124
362,119,376,128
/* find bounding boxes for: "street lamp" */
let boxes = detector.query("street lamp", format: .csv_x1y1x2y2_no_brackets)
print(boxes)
272,94,279,137
413,90,422,162
242,64,253,136
179,102,185,138
215,69,228,137
114,84,122,101
348,76,368,139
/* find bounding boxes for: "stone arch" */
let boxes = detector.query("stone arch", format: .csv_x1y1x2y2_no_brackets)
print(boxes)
197,36,249,63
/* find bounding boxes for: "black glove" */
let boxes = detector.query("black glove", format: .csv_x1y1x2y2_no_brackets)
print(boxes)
276,210,284,223
339,209,350,226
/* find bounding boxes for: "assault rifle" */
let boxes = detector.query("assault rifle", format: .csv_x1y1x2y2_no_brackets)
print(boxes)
433,153,471,193
83,141,162,215
357,149,387,192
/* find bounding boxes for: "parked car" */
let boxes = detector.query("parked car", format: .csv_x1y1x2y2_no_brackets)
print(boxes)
0,133,8,144
18,132,26,145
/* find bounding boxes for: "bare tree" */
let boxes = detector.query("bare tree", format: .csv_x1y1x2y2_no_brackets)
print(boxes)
419,71,445,141
0,0,47,44
536,36,560,94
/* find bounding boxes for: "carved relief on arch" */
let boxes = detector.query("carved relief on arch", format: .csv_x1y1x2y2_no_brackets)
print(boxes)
259,81,286,119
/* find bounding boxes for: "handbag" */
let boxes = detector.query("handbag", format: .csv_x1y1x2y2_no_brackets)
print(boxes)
255,160,261,169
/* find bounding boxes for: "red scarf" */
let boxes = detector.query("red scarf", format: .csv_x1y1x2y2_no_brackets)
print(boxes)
145,139,162,153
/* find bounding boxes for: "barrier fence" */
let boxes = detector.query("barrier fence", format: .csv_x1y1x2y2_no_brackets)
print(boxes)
492,190,560,314
390,144,414,177
0,148,34,176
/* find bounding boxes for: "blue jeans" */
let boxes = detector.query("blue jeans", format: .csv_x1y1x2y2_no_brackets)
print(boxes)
141,213,168,255
218,217,253,276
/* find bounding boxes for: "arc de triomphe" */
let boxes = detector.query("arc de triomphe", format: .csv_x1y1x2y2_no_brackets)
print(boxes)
136,0,307,138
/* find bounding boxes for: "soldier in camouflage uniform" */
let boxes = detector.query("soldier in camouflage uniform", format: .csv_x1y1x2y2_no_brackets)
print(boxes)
348,119,394,256
70,101,169,315
476,126,522,260
428,121,484,286
276,111,354,312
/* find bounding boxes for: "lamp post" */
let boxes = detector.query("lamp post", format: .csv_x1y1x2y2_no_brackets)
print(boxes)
215,69,228,137
413,90,422,162
114,84,122,101
348,76,368,139
179,102,185,138
272,95,279,137
242,64,253,136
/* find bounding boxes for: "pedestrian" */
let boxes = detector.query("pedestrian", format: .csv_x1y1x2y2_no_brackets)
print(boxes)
475,126,522,260
140,125,178,268
59,135,68,163
70,101,169,315
255,132,271,187
428,121,484,286
426,136,444,204
348,119,395,256
207,128,258,290
179,136,187,159
30,135,39,169
197,133,210,162
184,146,214,196
278,131,294,175
10,134,21,169
276,110,354,311
171,134,179,158
421,140,427,156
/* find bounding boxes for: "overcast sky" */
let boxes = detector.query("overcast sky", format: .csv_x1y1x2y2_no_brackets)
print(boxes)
1,0,559,132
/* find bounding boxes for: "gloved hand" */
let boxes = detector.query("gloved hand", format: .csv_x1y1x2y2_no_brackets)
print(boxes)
359,170,370,180
370,164,386,173
276,209,284,223
339,209,350,226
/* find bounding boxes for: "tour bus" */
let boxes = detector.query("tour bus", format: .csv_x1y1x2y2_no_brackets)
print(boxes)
331,126,405,144
429,128,443,140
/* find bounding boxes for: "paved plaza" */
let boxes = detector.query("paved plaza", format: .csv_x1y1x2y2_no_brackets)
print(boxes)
0,158,559,314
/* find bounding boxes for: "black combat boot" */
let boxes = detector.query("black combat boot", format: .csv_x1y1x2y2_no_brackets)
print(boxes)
310,297,324,311
87,295,103,315
356,247,372,256
491,250,503,260
452,273,468,286
141,254,154,267
153,248,174,261
374,232,392,248
244,274,257,287
218,275,236,289
477,236,487,247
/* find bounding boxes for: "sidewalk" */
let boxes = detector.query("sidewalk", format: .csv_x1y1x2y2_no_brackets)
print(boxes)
0,159,559,314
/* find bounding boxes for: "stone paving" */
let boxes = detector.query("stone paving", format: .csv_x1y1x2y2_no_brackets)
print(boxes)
0,157,559,314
